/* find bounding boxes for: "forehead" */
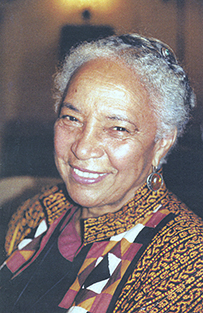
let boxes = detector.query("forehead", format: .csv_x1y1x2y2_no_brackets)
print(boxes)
65,58,150,104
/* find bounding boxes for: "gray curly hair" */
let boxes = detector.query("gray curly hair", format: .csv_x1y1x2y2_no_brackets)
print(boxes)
54,33,195,144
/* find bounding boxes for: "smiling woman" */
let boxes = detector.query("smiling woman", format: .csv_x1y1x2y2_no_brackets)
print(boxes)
54,58,166,217
1,34,203,313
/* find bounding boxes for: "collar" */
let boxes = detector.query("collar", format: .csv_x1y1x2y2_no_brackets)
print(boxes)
83,181,169,244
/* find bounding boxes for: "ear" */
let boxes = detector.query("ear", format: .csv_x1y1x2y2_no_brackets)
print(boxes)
152,128,177,168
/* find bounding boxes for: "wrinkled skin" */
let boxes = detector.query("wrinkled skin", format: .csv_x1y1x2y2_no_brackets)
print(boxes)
54,58,175,218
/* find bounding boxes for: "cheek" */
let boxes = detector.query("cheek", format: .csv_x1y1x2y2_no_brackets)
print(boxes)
54,127,70,158
107,142,138,169
107,140,156,173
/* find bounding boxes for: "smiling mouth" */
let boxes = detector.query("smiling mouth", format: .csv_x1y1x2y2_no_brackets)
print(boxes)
73,168,106,179
71,167,108,185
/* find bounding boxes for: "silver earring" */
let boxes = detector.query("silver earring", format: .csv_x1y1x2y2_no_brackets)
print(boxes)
147,166,163,192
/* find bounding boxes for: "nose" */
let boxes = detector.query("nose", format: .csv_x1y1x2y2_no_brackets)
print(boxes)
71,123,104,160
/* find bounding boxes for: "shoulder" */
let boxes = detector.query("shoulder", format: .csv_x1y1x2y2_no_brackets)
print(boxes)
5,183,70,256
115,190,203,312
156,189,203,266
162,188,203,231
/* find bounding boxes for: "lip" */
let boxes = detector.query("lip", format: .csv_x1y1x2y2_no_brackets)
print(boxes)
70,166,109,185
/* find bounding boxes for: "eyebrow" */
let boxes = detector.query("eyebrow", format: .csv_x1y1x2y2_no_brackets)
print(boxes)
107,115,138,128
61,102,80,112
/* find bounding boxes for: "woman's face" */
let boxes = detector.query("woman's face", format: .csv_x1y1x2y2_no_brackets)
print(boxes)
54,58,163,216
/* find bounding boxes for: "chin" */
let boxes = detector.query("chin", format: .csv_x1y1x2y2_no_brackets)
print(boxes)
64,185,96,208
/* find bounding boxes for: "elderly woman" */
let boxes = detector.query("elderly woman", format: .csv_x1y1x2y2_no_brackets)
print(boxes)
1,34,203,313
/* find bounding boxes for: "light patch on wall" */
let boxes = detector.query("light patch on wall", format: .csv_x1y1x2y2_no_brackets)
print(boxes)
54,0,120,13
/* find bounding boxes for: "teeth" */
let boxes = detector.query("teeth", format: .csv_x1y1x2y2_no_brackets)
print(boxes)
74,168,105,179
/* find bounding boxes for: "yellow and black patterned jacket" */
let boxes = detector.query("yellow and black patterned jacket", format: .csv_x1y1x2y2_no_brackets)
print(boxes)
1,182,203,313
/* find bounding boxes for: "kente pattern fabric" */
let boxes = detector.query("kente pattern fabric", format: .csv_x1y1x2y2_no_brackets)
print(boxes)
59,208,173,312
0,209,91,313
5,184,70,256
1,205,172,313
2,182,203,312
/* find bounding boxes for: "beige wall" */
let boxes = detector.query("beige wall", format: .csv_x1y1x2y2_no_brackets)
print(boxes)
0,0,202,172
0,0,202,120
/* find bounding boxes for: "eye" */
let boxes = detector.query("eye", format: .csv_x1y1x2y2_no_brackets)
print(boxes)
113,126,129,132
61,115,79,122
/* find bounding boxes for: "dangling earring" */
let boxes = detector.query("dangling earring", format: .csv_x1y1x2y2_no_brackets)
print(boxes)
147,166,163,192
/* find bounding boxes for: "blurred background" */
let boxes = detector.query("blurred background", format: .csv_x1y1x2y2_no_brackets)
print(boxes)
0,0,202,231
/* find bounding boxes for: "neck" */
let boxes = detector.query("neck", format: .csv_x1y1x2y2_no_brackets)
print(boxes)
80,188,139,219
